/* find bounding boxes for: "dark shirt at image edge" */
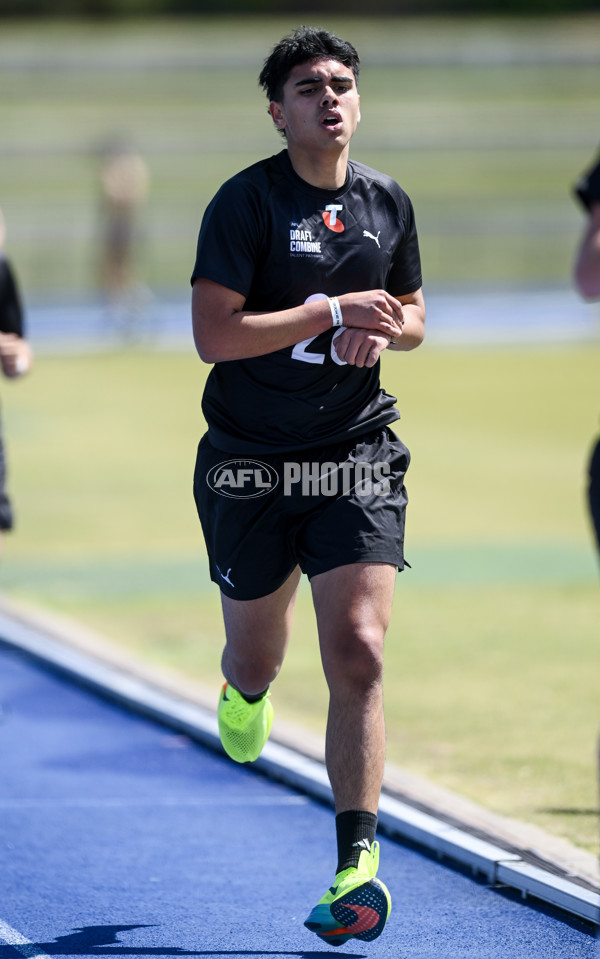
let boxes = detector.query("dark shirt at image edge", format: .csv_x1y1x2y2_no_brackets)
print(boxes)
0,256,25,338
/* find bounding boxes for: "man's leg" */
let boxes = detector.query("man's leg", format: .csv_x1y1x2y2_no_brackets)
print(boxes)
216,566,301,764
304,561,396,945
311,561,396,815
220,564,302,696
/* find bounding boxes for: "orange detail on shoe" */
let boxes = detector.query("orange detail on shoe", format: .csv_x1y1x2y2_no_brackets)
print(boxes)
322,905,380,936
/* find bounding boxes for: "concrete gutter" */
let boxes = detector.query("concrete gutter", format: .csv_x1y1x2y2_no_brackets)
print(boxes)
0,598,597,927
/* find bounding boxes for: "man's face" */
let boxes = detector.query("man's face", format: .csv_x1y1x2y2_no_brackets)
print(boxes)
269,58,360,156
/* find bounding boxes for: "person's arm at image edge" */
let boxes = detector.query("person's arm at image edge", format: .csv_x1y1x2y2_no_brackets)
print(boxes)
574,203,600,301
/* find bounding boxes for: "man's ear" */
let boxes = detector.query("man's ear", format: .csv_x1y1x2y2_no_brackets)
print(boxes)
269,101,285,130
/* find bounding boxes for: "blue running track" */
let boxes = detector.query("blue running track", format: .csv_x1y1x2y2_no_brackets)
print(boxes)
0,640,596,958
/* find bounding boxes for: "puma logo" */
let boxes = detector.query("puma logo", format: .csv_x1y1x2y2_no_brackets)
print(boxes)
363,230,381,248
216,565,235,587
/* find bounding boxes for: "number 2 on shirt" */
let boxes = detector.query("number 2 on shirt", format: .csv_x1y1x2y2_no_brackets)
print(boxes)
291,293,347,366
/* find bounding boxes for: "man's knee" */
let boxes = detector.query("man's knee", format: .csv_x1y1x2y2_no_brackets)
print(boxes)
323,624,385,692
221,644,283,695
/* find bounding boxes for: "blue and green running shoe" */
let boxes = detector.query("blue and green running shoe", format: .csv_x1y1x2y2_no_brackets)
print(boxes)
304,841,391,947
217,682,273,763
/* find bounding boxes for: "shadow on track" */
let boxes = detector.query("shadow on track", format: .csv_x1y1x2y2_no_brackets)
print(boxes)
0,923,369,958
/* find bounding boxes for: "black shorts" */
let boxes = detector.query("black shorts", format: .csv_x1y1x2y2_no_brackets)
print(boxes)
0,427,13,532
193,427,410,601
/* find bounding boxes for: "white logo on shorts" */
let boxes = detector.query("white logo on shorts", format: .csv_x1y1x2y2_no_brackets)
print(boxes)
216,565,235,587
207,460,279,499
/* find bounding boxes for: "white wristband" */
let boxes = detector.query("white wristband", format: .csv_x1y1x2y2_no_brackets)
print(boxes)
328,296,343,327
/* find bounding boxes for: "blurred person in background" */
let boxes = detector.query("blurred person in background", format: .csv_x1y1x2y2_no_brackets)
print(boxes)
0,208,33,548
573,151,600,562
97,139,150,339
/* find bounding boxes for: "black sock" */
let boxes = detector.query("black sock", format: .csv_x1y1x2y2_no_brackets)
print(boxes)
238,686,269,704
335,809,378,874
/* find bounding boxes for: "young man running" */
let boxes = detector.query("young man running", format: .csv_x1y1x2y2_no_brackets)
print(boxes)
191,26,425,947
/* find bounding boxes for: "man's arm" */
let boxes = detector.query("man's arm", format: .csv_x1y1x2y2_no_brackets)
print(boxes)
192,278,407,364
574,204,600,301
387,288,426,351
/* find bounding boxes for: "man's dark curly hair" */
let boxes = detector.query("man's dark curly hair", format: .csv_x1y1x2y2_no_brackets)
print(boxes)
258,26,360,103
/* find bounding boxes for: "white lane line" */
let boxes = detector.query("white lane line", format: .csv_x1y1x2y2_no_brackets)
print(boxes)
0,920,52,959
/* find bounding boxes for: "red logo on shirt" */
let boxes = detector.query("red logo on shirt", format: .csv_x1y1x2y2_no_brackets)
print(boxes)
323,204,344,233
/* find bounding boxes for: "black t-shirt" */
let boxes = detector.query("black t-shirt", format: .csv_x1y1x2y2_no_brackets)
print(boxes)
575,151,600,212
191,150,422,453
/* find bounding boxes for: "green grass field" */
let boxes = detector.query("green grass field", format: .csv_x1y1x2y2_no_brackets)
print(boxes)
2,343,598,853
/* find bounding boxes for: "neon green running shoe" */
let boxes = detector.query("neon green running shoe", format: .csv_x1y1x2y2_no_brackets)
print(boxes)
304,841,391,947
217,682,273,763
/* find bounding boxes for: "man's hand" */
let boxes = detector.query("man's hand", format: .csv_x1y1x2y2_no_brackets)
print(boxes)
332,288,426,364
0,334,32,378
338,289,405,340
332,329,392,368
